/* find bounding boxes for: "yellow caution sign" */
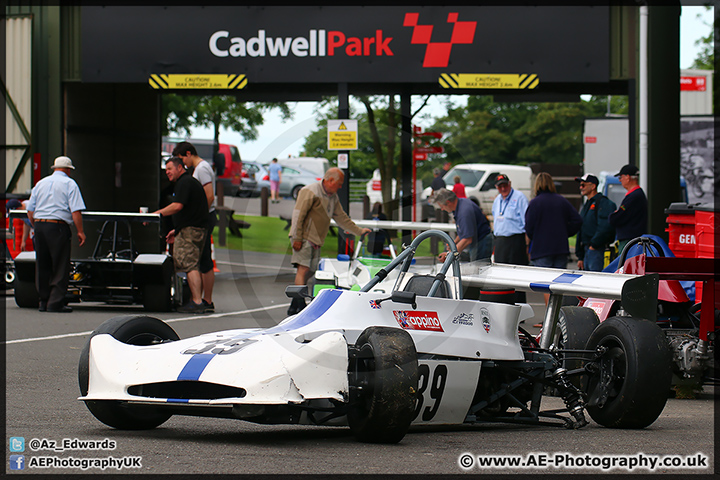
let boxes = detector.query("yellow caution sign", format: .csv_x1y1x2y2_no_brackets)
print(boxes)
439,73,539,90
148,74,247,90
327,119,358,150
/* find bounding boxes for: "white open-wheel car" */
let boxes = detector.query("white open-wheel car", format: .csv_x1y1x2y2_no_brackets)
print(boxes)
79,230,673,443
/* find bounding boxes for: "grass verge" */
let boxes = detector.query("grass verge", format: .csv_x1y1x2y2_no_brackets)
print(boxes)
212,214,436,257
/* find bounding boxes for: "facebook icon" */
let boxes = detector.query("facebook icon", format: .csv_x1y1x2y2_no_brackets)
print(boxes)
9,455,25,470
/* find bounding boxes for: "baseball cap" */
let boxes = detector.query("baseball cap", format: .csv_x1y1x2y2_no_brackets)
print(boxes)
51,156,75,170
615,164,638,177
495,174,510,186
575,173,599,185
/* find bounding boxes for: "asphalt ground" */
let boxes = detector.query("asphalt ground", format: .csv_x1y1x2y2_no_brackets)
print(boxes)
4,206,717,475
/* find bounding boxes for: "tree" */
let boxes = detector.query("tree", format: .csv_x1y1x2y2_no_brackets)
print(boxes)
428,95,624,170
301,95,434,218
691,6,714,71
162,94,292,148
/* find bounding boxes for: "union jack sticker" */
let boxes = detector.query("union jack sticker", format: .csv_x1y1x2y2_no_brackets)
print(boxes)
369,300,381,309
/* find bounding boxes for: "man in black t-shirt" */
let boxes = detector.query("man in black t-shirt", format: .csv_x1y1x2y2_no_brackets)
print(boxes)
154,157,209,313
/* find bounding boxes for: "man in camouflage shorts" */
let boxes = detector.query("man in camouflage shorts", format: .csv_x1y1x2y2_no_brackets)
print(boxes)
153,157,209,313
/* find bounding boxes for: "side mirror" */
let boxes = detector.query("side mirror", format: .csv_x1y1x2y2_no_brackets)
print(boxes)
285,285,310,299
391,291,417,309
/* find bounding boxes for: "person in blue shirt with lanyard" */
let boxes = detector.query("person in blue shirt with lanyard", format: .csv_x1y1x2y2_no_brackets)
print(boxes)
491,173,529,302
491,173,529,265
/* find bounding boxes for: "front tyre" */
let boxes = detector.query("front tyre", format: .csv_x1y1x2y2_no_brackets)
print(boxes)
584,316,672,428
348,327,418,443
79,315,180,429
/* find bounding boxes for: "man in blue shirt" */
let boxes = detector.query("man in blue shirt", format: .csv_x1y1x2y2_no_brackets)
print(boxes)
491,173,529,265
434,189,492,262
26,156,86,312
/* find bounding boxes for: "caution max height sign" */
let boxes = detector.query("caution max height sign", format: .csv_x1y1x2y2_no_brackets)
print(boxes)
327,119,358,150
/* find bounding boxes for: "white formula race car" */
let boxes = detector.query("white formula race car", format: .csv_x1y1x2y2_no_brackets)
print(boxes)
79,230,673,443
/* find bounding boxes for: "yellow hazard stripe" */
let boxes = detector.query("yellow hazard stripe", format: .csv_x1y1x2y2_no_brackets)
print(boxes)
438,73,539,90
148,74,248,90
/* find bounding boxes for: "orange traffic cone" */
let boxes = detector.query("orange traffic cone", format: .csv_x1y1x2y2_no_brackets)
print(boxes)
211,236,220,272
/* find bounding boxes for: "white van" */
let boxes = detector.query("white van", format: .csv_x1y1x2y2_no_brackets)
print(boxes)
422,163,532,215
278,157,329,178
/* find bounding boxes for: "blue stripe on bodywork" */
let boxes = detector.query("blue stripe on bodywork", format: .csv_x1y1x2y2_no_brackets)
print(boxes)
166,398,189,403
529,283,552,293
177,353,214,381
269,288,344,333
552,273,582,284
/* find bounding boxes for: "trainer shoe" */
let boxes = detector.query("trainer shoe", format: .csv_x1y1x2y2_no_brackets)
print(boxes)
178,301,205,314
201,300,215,313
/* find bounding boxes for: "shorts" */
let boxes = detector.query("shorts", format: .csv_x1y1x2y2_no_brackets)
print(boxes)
270,180,280,192
199,211,218,274
174,226,206,273
291,240,321,272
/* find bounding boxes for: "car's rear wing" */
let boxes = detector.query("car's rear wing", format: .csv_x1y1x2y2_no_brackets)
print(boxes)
332,218,457,233
8,210,162,223
460,262,658,322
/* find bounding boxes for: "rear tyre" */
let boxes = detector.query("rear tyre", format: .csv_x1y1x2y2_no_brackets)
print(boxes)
555,306,599,389
143,283,172,312
584,316,672,428
347,327,418,443
79,315,180,429
14,280,39,308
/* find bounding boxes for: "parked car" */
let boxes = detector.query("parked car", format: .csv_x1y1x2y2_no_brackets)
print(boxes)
238,161,259,198
278,156,329,178
251,162,322,199
162,137,243,196
421,164,532,214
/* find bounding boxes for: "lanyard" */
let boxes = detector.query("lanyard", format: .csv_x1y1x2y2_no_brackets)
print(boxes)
499,189,514,217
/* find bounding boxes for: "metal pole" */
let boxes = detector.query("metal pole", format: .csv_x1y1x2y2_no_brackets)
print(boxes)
338,83,350,254
400,90,412,244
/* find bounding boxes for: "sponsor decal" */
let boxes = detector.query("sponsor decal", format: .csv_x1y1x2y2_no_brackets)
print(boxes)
480,307,491,333
452,312,474,326
393,310,444,332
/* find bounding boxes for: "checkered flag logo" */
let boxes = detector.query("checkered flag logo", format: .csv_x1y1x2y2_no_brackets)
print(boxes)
403,12,477,68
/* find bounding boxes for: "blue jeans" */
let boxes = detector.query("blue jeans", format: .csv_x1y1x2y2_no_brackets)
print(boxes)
583,246,604,272
464,234,493,262
531,254,568,269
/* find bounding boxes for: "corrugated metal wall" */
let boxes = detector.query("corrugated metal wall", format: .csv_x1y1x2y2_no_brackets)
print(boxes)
5,15,33,194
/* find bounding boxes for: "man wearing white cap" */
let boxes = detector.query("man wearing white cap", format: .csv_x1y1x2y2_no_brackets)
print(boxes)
26,156,86,313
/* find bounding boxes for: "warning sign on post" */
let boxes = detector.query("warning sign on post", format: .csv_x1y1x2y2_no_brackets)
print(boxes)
328,119,358,150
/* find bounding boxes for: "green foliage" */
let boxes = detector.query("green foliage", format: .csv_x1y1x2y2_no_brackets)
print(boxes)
162,94,292,145
691,6,714,70
428,95,626,168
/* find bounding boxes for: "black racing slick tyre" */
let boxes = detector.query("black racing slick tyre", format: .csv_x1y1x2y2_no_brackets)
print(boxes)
14,280,39,308
79,315,180,430
348,327,419,443
556,306,600,389
584,316,673,429
143,283,173,312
